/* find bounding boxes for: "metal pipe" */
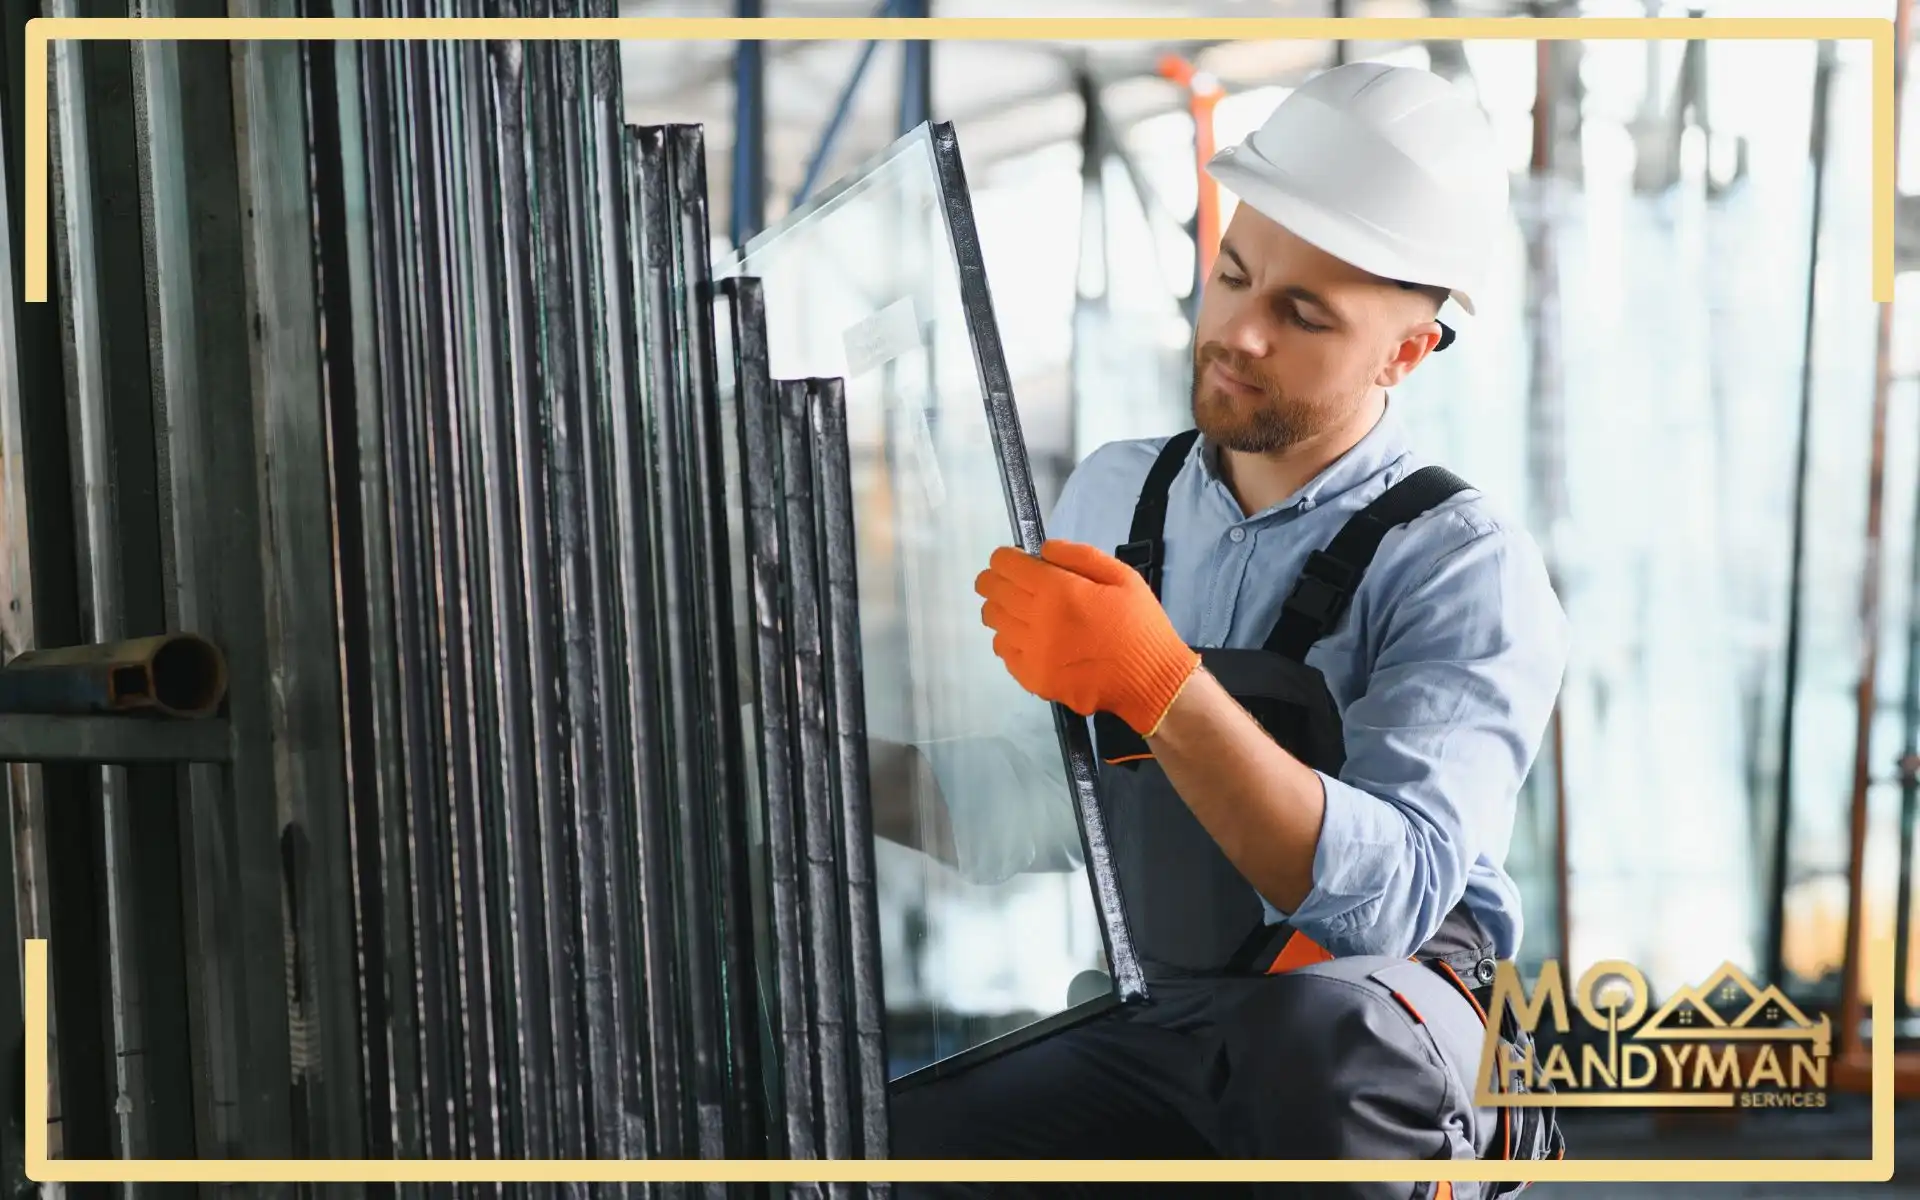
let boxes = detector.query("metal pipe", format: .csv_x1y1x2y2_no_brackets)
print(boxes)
1896,449,1920,1022
230,0,365,1165
0,31,37,1194
1531,2,1553,175
1070,68,1106,465
0,713,231,765
1519,154,1573,974
46,11,147,1167
795,21,888,209
1765,39,1835,992
0,633,227,718
1156,55,1222,304
810,376,892,1170
1840,0,1915,1060
732,0,766,246
897,0,931,133
1076,69,1185,308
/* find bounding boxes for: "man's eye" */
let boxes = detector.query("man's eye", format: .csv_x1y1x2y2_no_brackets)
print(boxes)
1290,311,1329,333
1218,271,1248,289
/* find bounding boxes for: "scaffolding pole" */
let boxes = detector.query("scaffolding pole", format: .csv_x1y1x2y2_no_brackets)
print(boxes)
1839,0,1917,1086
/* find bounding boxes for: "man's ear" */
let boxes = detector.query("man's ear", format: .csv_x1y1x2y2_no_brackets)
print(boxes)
1374,326,1441,388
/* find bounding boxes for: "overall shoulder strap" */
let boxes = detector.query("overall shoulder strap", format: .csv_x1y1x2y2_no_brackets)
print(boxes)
1114,429,1201,599
1264,464,1472,661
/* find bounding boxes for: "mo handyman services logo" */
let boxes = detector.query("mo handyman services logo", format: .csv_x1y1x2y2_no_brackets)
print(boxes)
1474,959,1833,1109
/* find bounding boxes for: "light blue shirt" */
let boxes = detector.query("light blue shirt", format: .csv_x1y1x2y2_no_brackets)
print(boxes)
925,402,1568,964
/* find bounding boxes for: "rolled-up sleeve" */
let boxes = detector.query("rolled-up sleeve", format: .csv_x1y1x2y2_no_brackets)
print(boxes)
919,726,1084,883
913,446,1122,884
1273,522,1569,959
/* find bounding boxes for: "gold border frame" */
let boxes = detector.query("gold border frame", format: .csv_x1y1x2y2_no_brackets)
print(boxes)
20,936,1897,1182
13,11,1903,1185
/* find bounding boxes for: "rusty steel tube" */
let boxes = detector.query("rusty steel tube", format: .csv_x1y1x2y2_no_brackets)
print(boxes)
0,632,227,719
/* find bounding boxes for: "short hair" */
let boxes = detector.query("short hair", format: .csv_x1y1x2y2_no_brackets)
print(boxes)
1394,279,1452,312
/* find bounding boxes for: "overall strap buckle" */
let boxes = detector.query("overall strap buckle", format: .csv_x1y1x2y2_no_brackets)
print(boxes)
1264,465,1474,662
1115,538,1164,594
1282,550,1359,629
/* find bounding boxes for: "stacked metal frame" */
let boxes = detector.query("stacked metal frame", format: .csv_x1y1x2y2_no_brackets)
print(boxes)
718,119,1143,1091
808,378,893,1172
720,281,821,1178
19,3,864,1181
301,0,775,1182
923,126,1144,1010
18,0,331,1181
720,274,893,1193
776,378,856,1179
306,0,808,1182
5,1,1072,1182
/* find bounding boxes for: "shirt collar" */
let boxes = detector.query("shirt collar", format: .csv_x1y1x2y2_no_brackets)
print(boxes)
1192,398,1412,518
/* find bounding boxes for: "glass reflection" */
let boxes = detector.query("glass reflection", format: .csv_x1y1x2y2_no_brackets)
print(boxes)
716,126,1110,1079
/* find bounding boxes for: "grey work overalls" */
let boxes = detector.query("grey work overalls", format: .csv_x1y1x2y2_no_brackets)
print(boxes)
891,430,1563,1196
1090,430,1566,1190
1096,427,1500,981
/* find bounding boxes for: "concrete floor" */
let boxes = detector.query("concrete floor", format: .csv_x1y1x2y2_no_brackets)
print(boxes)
1526,1096,1920,1198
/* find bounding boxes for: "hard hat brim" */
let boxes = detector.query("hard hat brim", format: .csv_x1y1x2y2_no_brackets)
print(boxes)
1206,144,1479,318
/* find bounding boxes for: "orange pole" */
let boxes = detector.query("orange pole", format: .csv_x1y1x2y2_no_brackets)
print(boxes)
1159,55,1225,279
1839,0,1916,1068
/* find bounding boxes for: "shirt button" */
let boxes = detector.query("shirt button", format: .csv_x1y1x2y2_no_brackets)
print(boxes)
1229,527,1246,544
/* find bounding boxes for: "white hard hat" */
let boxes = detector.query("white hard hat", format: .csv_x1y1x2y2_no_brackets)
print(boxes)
1206,62,1510,317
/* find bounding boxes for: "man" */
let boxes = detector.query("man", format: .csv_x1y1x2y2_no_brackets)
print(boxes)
884,62,1568,1193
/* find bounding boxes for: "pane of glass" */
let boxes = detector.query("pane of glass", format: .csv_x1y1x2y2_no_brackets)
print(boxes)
717,125,1116,1079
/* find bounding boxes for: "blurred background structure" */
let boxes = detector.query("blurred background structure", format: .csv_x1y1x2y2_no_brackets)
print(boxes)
5,0,1920,1191
623,0,1920,1179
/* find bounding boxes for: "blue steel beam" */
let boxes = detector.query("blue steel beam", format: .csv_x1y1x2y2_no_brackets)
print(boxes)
732,0,766,245
898,0,931,133
792,0,894,209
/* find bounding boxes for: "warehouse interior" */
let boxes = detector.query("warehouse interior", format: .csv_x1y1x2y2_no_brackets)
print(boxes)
4,0,1920,1194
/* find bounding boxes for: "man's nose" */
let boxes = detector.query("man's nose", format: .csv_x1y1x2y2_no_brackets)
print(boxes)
1215,301,1273,360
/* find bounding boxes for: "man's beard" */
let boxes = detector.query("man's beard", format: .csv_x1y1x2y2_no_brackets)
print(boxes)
1190,344,1342,455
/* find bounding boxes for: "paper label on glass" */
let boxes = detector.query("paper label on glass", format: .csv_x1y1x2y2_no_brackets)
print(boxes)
843,297,922,378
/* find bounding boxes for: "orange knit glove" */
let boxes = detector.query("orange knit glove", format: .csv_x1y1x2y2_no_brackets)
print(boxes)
974,540,1202,737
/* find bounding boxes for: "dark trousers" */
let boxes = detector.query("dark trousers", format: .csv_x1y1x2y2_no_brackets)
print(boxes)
890,957,1503,1200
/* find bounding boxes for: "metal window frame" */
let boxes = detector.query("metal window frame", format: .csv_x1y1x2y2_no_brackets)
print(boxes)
724,119,1145,1090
